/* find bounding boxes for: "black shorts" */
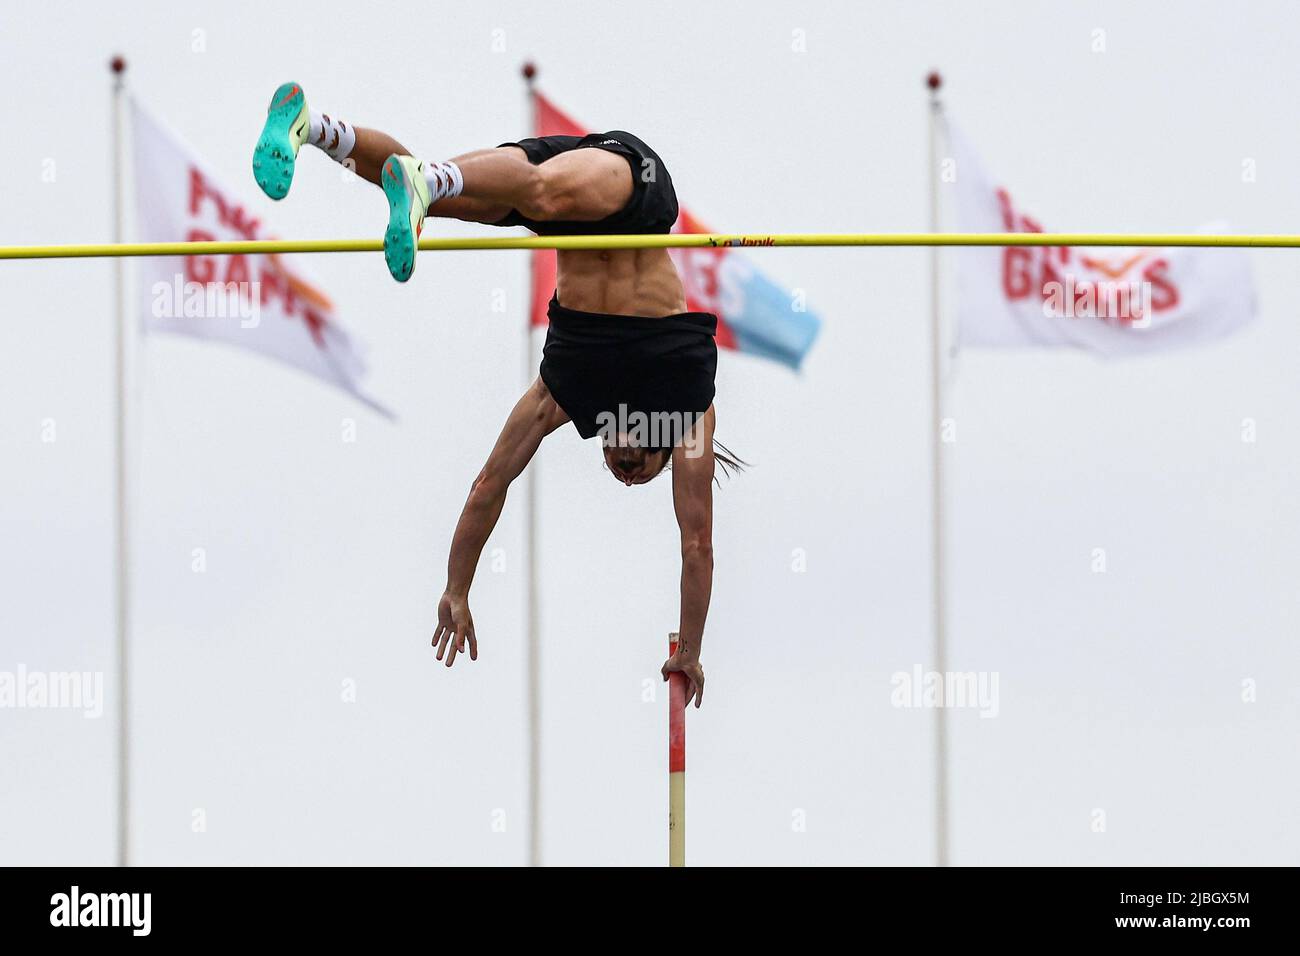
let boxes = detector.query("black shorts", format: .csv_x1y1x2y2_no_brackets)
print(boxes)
539,295,717,442
494,131,679,236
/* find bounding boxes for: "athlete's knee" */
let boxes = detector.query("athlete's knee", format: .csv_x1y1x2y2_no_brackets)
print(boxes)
517,164,576,221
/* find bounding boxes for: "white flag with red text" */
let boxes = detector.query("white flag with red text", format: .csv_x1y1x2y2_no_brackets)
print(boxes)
131,99,390,414
948,119,1256,356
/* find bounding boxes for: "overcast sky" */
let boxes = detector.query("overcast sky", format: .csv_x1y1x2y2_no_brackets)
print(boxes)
2,0,1297,865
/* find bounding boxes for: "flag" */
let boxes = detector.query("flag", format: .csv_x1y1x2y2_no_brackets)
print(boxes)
526,91,820,370
131,99,390,414
947,118,1256,356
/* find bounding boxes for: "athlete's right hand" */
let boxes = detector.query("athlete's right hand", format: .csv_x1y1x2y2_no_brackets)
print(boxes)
435,591,477,667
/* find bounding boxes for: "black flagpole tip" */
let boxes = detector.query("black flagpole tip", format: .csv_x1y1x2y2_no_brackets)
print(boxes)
926,71,943,91
521,61,537,81
110,55,127,74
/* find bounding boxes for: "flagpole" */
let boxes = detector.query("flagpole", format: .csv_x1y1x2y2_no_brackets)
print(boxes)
925,71,951,868
109,53,132,868
521,60,542,868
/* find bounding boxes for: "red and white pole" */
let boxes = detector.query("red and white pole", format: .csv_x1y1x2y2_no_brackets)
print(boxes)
668,633,686,867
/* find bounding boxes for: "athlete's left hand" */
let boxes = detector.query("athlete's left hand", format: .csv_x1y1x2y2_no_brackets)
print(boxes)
661,652,705,708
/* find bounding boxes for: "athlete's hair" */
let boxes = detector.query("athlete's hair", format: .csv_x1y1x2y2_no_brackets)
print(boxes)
640,439,748,483
711,440,747,479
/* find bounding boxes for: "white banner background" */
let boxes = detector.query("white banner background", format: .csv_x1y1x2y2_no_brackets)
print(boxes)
948,119,1257,357
131,99,389,414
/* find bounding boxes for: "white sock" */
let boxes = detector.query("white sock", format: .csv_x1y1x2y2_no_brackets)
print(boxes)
423,161,464,203
308,110,356,162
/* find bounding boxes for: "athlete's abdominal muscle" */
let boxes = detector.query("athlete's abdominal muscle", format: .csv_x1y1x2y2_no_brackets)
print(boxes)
556,248,687,317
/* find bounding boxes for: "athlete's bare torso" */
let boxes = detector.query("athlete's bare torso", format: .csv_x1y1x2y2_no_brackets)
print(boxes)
556,247,686,317
430,145,687,317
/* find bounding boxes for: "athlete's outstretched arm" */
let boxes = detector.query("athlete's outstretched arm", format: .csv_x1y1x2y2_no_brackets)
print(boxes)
436,378,569,666
661,407,716,707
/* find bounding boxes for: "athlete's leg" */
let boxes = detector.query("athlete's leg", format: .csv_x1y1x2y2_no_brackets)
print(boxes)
253,83,636,281
298,125,509,223
379,145,635,281
407,145,634,226
253,80,633,220
253,81,631,221
251,83,509,228
345,127,412,186
446,146,633,223
425,149,524,225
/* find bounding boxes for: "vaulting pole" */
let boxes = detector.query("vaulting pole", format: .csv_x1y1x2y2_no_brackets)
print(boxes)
668,632,686,867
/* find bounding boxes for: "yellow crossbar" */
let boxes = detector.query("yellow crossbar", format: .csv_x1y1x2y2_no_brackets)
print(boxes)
2,233,1299,261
